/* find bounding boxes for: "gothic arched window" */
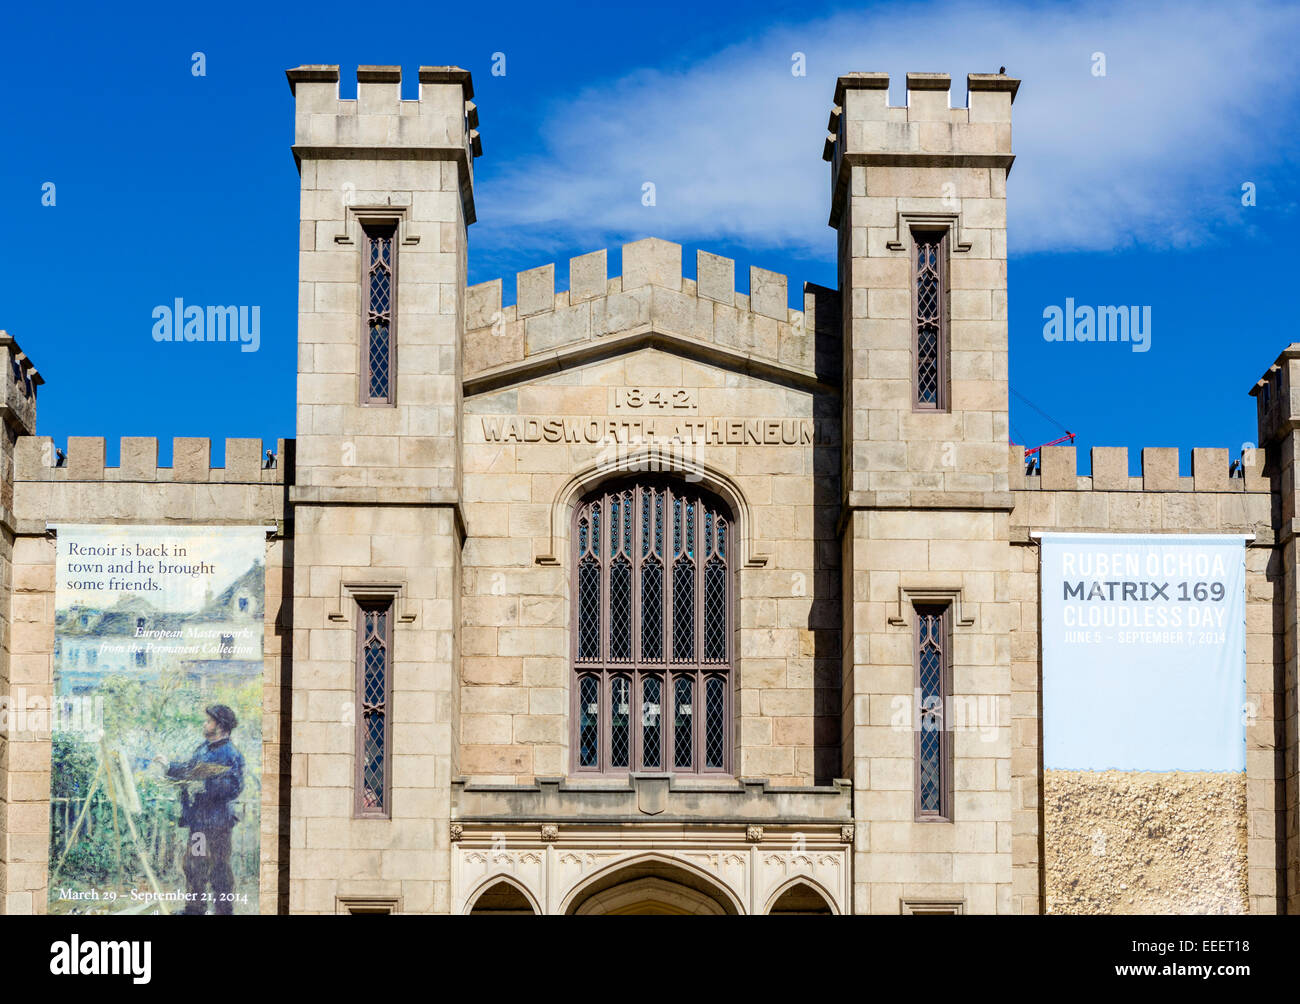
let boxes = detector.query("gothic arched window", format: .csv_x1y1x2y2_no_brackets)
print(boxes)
572,481,732,774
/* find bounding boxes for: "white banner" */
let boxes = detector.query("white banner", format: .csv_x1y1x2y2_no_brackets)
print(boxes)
1041,532,1246,771
1040,532,1249,914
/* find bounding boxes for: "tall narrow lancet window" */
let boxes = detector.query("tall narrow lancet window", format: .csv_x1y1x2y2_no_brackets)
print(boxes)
914,604,952,820
356,600,392,817
362,222,396,405
572,482,731,774
912,229,948,411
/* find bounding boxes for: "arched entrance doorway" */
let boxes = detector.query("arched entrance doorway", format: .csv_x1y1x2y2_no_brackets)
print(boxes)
767,880,835,914
564,858,742,915
467,879,539,914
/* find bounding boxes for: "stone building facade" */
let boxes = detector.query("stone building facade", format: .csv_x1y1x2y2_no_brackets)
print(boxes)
0,64,1295,915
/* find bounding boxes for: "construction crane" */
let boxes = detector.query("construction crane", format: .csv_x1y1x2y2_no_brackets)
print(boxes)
1011,388,1075,472
1023,432,1076,459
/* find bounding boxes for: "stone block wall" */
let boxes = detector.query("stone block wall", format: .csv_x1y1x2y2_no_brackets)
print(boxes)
1251,351,1300,915
459,346,841,785
288,503,458,913
843,506,1014,914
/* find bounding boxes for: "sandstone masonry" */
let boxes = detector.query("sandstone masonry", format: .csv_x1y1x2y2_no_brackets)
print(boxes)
0,64,1294,915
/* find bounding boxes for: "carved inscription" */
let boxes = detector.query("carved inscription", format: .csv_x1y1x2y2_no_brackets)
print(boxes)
612,387,698,412
480,416,822,445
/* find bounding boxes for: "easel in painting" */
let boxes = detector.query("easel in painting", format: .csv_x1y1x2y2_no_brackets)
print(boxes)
50,738,170,914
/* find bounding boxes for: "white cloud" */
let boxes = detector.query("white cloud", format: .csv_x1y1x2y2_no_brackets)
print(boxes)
472,0,1300,260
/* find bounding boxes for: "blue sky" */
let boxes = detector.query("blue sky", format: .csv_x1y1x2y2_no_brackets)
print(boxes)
2,0,1297,469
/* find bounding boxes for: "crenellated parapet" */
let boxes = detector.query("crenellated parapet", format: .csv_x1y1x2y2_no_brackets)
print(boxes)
0,331,41,440
14,437,289,484
8,437,292,536
1251,343,1300,448
1009,444,1273,543
823,71,1017,228
463,238,839,392
1012,444,1267,493
1251,343,1300,531
286,64,481,222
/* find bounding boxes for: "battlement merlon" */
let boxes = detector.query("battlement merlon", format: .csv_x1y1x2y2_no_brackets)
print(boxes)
824,71,1018,228
0,330,42,437
285,64,482,223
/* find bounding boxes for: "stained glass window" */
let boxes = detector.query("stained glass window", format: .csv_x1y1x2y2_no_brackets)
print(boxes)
915,605,950,818
610,676,630,768
357,601,391,815
578,675,600,768
913,230,947,410
572,483,730,773
642,675,663,769
363,223,396,404
705,676,726,769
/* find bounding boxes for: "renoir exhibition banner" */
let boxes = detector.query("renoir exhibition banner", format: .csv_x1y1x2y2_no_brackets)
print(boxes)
48,525,265,915
1040,532,1247,914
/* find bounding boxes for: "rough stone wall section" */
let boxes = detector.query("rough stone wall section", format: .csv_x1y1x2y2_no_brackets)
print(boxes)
1044,770,1248,915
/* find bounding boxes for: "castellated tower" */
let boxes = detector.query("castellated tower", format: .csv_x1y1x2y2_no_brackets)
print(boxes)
1252,350,1300,916
826,72,1019,913
0,334,39,914
286,65,479,914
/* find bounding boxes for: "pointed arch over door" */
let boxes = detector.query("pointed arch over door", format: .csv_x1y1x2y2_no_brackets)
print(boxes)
571,479,733,775
466,877,541,915
765,877,838,914
560,854,745,915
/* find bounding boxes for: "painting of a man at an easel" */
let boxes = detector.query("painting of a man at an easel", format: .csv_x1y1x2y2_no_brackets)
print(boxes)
50,703,246,915
153,704,245,915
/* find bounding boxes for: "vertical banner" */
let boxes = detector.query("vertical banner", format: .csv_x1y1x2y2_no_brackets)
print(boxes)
48,525,265,915
1040,533,1247,914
